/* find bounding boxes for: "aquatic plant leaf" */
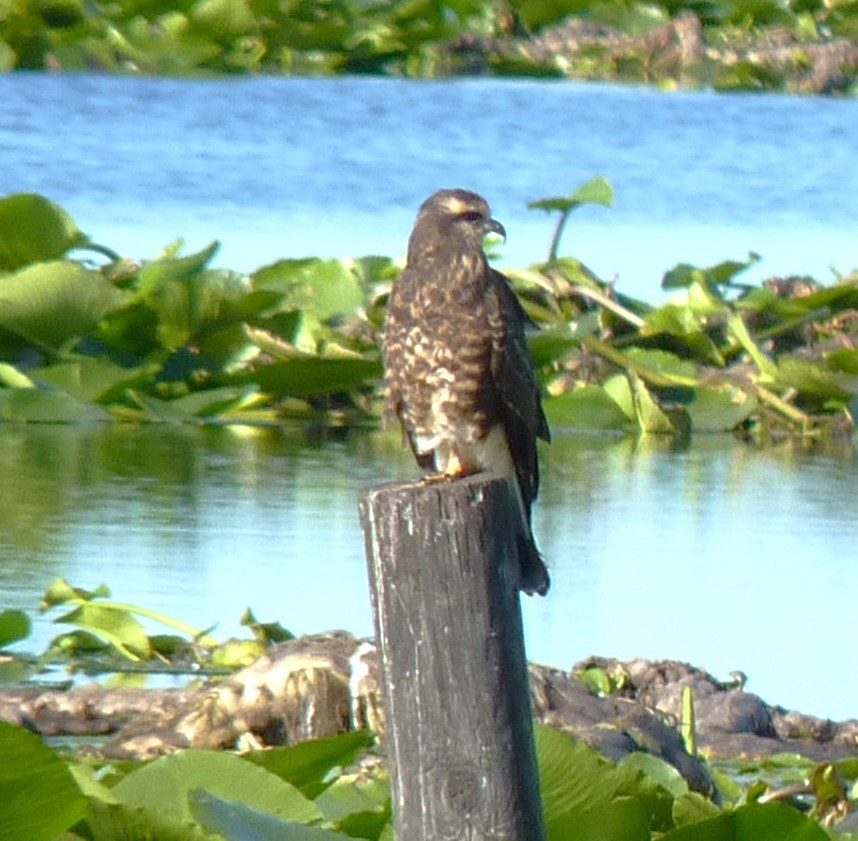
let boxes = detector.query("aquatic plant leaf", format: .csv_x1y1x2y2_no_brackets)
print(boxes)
536,727,651,839
247,356,381,397
685,385,757,432
0,193,85,271
659,801,828,840
547,796,651,840
0,387,110,422
642,304,724,364
528,177,614,213
137,247,253,351
29,356,156,403
54,603,151,660
776,356,857,399
190,790,341,841
672,791,723,827
536,725,616,824
543,385,629,430
246,731,374,798
314,776,389,823
618,753,688,799
825,349,858,374
0,721,87,841
190,0,256,39
252,258,364,322
40,577,110,608
603,373,635,419
528,327,583,369
623,348,697,382
629,372,675,434
0,362,35,388
727,313,777,379
164,386,260,418
84,798,208,841
0,609,30,647
113,750,321,826
663,257,758,290
0,260,128,351
335,802,391,841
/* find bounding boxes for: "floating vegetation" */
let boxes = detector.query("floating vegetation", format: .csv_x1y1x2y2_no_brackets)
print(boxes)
0,186,855,443
2,0,857,92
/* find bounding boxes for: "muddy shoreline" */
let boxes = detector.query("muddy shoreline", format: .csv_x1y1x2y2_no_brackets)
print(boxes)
2,633,854,791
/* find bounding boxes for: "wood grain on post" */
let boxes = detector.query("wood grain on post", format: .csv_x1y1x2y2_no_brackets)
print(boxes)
358,474,545,841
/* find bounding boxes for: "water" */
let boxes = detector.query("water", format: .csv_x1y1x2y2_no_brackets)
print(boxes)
2,73,857,297
1,423,856,722
1,73,857,721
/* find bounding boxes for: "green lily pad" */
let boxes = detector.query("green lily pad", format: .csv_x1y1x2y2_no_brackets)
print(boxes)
0,193,85,271
0,721,87,841
0,260,127,351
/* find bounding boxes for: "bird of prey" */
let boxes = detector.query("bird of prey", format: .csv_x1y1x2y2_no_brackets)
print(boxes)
382,189,551,596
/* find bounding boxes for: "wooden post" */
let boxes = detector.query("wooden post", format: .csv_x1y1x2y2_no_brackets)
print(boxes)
358,474,545,841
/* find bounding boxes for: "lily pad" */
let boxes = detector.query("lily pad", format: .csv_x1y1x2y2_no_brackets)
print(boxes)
0,193,85,271
0,260,128,351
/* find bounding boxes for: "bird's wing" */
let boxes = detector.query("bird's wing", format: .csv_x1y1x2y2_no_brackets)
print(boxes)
488,268,550,511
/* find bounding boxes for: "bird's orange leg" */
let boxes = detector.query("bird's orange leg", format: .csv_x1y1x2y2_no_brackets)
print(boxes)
422,451,470,484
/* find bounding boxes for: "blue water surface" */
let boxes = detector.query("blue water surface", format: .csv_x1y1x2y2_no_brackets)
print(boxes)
2,73,857,294
1,74,857,721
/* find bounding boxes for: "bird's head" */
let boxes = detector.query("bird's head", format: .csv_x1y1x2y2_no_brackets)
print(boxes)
408,189,506,263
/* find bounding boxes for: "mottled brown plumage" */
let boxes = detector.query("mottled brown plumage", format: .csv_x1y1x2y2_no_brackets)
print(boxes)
382,189,551,596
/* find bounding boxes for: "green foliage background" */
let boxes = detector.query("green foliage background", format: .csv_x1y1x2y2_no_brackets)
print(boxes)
0,187,856,440
1,0,857,88
1,579,856,839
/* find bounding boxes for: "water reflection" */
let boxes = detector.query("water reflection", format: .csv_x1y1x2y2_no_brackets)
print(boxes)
0,424,855,720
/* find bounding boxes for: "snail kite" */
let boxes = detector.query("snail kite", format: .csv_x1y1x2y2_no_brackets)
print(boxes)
382,189,551,596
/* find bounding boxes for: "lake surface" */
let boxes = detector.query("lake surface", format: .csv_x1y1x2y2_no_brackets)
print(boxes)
1,73,857,720
1,423,856,722
2,73,857,297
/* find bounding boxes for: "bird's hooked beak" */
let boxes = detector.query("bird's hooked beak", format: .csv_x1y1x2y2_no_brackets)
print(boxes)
484,217,506,243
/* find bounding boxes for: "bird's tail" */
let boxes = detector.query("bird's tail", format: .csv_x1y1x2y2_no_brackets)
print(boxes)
518,532,550,597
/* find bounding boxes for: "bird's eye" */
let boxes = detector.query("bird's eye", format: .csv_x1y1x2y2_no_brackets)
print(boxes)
459,211,483,223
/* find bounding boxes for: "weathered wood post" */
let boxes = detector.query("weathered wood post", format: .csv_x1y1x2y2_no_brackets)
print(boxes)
358,474,545,841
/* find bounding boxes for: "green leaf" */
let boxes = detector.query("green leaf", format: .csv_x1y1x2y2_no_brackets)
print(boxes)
246,731,374,798
577,666,613,696
528,177,614,213
247,357,381,397
536,725,618,826
314,775,389,823
543,385,630,430
776,356,856,400
629,372,675,434
135,244,236,350
30,356,156,403
623,348,697,382
54,602,151,661
0,609,31,647
0,388,110,423
685,385,757,433
113,750,322,826
40,577,110,609
0,193,85,271
0,260,128,351
0,721,87,841
727,313,777,379
253,258,364,322
617,752,688,799
659,801,828,840
547,795,651,841
528,327,583,369
672,791,723,827
190,790,343,841
0,362,36,388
